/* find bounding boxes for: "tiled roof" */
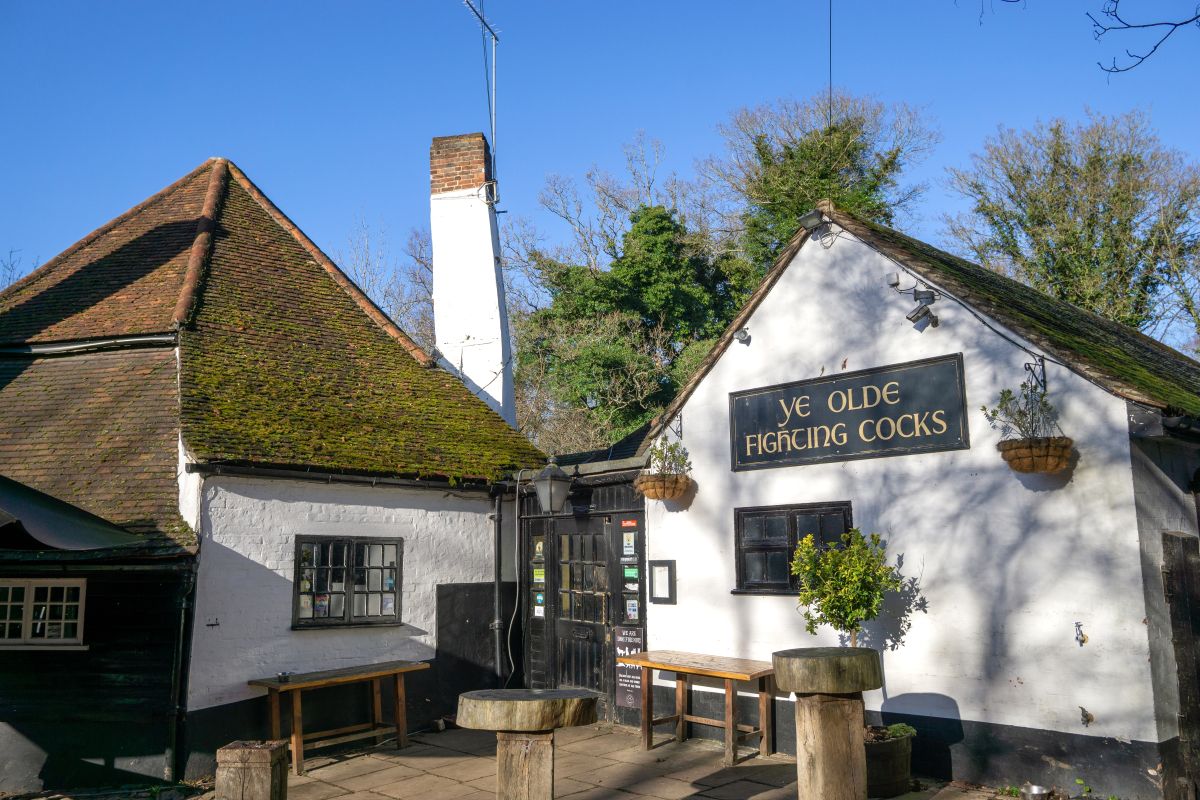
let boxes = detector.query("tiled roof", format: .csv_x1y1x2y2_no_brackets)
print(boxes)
0,157,543,532
624,200,1200,457
0,348,191,549
179,163,544,481
0,163,214,344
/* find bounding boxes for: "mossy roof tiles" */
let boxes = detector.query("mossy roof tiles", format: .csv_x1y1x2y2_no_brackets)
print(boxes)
0,159,543,547
180,165,543,479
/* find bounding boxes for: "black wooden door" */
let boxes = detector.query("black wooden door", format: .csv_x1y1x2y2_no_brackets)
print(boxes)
553,514,611,699
1163,532,1200,800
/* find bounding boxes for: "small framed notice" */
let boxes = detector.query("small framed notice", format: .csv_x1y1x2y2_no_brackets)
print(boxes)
648,560,676,604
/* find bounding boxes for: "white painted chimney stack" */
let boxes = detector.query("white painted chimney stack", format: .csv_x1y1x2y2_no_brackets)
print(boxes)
429,133,515,426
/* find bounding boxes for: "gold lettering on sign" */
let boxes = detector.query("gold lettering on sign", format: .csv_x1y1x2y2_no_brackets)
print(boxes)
776,395,811,427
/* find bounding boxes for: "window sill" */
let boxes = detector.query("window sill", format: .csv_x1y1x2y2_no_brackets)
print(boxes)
0,644,89,651
729,589,796,596
291,622,406,631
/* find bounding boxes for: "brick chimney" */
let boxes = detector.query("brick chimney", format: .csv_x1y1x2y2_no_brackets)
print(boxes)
429,133,515,426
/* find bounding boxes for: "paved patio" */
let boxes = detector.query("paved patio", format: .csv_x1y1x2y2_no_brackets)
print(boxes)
283,724,990,800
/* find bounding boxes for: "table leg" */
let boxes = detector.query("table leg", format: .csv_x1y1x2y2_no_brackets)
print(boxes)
640,666,652,750
268,689,281,741
675,673,688,743
723,678,736,767
758,676,773,757
372,677,384,744
290,690,304,775
393,672,408,749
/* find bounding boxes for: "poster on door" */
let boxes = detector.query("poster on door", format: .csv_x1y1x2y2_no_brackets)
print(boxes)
614,626,644,708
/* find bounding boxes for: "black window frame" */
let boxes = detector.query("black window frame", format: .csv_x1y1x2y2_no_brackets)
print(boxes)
292,536,404,629
732,502,852,595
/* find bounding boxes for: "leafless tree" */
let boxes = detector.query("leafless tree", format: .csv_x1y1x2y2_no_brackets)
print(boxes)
337,219,435,353
1,250,27,291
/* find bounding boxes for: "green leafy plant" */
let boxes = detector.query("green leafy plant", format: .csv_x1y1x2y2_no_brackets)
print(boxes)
646,439,692,475
981,380,1060,440
790,528,901,647
997,787,1020,798
884,722,917,739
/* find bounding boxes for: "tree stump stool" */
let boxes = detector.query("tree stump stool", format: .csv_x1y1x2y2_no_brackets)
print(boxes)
772,647,883,800
457,689,597,800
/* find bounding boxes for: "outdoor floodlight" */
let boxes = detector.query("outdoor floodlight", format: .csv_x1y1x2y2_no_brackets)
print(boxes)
733,327,751,345
913,289,936,303
533,457,573,514
907,303,936,325
797,209,825,231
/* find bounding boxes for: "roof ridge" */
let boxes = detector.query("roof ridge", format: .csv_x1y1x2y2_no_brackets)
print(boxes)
172,159,229,329
222,161,434,366
0,159,220,305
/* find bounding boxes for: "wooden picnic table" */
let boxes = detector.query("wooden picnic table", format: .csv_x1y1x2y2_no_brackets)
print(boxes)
248,659,430,774
615,650,774,767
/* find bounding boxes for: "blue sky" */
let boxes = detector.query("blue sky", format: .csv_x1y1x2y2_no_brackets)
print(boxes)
1,1,1197,276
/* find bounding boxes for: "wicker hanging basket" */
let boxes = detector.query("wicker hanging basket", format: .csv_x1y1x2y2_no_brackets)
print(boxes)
997,436,1074,474
633,472,693,501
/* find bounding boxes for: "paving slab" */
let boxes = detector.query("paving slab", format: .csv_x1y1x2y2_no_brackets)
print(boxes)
329,764,424,792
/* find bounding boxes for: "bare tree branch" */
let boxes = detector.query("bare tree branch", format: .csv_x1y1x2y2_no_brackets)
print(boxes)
1088,1,1200,73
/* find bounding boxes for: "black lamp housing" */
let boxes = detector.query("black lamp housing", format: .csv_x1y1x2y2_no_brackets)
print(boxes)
533,457,573,514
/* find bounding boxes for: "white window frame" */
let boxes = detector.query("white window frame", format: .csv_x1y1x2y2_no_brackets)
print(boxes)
0,578,88,650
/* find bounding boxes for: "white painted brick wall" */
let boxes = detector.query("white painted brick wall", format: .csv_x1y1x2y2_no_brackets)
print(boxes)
187,476,498,710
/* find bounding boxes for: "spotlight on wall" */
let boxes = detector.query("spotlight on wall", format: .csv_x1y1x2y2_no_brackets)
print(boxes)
733,327,751,345
906,303,939,327
913,289,935,304
797,209,825,232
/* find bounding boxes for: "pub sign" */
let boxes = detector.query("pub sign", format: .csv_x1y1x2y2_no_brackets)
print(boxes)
729,354,969,471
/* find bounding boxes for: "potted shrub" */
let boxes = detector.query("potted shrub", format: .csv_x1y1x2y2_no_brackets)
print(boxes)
791,529,913,798
981,380,1073,474
633,439,693,501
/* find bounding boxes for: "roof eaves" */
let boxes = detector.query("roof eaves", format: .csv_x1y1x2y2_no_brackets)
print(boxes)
821,206,1182,412
636,224,816,456
223,161,435,367
172,159,229,329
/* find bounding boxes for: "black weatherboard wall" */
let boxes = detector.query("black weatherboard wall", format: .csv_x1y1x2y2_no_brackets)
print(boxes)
0,566,190,793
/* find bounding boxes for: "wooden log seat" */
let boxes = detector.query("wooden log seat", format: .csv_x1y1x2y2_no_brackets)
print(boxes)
457,689,598,800
615,650,775,767
247,659,430,775
772,647,884,800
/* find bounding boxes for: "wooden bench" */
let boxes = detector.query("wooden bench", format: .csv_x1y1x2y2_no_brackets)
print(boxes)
248,659,430,774
615,650,774,766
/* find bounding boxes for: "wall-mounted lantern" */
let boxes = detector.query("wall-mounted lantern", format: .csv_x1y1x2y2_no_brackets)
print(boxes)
533,457,573,514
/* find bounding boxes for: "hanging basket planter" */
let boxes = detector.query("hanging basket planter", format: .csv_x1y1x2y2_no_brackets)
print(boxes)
634,472,692,501
997,436,1074,474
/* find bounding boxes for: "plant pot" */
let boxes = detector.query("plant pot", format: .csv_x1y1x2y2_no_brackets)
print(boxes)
997,436,1073,474
865,731,913,798
633,472,692,501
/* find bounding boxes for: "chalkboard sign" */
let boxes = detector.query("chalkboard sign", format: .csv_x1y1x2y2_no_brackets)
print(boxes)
729,354,969,471
614,626,644,708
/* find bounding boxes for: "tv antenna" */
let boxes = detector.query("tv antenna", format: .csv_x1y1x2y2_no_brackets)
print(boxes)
463,0,499,183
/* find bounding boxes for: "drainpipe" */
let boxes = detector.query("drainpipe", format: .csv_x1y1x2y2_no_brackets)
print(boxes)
165,561,197,782
491,491,505,685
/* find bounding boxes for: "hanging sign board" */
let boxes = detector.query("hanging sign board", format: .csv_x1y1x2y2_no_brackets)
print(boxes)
729,354,969,471
614,626,644,708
